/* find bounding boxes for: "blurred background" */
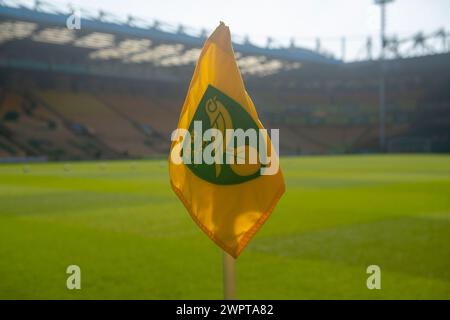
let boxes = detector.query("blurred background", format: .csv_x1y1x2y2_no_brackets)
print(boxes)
0,0,449,160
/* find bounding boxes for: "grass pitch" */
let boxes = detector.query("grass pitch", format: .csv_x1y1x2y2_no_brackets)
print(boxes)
0,155,449,299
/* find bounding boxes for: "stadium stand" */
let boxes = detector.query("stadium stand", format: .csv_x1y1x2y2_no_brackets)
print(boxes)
97,93,179,151
0,87,118,159
0,2,449,160
39,90,154,157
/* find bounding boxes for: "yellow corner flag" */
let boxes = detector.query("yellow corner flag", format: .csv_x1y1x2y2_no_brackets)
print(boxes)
169,22,285,258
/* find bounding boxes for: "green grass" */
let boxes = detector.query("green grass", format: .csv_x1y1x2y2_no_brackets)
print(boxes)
0,155,449,299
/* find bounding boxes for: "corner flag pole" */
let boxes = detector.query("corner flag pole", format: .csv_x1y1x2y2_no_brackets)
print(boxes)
223,251,236,299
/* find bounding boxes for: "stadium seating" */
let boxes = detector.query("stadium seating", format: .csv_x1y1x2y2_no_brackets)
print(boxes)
0,90,116,159
97,94,179,152
0,135,25,157
1,47,449,160
39,91,155,157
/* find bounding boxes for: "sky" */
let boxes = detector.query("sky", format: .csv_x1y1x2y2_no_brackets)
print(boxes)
13,0,450,60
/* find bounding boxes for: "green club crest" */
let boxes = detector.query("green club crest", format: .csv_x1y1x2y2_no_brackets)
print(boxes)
185,85,263,185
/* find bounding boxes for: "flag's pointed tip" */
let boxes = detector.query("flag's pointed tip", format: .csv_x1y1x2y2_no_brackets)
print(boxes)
208,21,231,48
217,21,229,32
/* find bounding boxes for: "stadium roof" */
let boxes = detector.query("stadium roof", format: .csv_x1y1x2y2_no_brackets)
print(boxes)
0,2,340,81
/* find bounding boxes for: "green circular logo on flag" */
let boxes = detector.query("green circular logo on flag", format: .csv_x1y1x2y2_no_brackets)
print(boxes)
186,85,263,185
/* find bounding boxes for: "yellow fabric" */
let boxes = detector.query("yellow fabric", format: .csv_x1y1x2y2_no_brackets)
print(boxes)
169,22,285,258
